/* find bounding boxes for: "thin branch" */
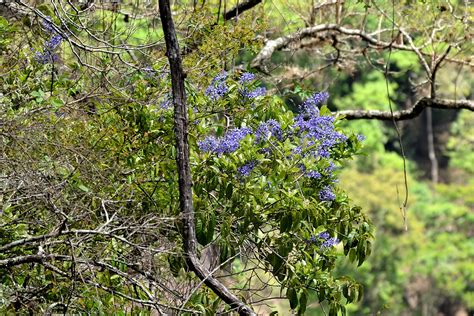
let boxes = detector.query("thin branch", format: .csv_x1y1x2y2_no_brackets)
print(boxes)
158,0,256,315
337,97,474,121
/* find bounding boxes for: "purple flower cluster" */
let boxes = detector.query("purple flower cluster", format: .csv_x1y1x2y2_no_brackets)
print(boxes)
205,72,228,101
34,50,60,64
239,72,256,84
44,35,62,50
306,170,322,179
196,91,354,204
300,91,329,116
241,87,267,99
238,72,266,99
318,231,340,248
143,66,168,81
34,18,63,64
307,231,339,249
319,186,336,201
255,119,282,143
238,160,257,177
42,17,55,33
302,161,336,179
326,161,336,173
198,127,252,155
293,94,347,158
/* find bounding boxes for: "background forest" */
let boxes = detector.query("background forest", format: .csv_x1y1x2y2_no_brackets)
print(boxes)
1,0,473,315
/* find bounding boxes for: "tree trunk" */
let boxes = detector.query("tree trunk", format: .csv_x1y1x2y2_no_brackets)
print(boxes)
426,108,439,183
158,1,256,314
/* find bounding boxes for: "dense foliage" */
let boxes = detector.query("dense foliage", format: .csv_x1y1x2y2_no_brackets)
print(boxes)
1,0,472,315
0,9,372,315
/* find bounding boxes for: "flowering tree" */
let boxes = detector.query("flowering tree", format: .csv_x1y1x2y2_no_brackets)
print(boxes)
4,0,469,314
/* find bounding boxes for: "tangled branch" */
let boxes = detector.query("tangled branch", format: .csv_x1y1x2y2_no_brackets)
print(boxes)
251,24,473,72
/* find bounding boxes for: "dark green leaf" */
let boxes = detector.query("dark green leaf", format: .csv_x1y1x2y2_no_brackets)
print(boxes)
297,289,308,315
225,182,233,199
287,288,298,310
280,213,292,233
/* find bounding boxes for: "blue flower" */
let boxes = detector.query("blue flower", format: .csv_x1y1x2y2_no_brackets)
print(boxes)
34,50,59,64
217,128,252,154
357,134,366,142
34,21,64,65
293,104,347,159
307,231,339,249
300,91,329,116
205,72,228,101
317,232,330,240
305,170,322,179
292,146,303,156
198,136,219,152
44,35,63,50
238,160,257,177
239,72,256,84
319,186,336,201
198,127,252,155
143,66,157,79
42,17,55,34
325,161,336,173
241,86,266,99
211,71,227,83
159,95,172,109
255,119,282,143
321,237,339,248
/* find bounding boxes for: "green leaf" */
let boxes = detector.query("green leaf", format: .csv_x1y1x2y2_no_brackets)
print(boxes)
320,105,331,116
206,212,216,243
50,97,64,109
287,288,298,310
77,183,90,192
280,213,292,233
298,289,308,315
225,182,233,199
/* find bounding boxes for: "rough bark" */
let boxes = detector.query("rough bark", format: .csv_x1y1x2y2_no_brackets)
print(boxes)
158,0,256,315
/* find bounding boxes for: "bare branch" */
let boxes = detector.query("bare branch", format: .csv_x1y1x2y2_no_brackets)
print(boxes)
224,0,262,21
337,97,474,121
